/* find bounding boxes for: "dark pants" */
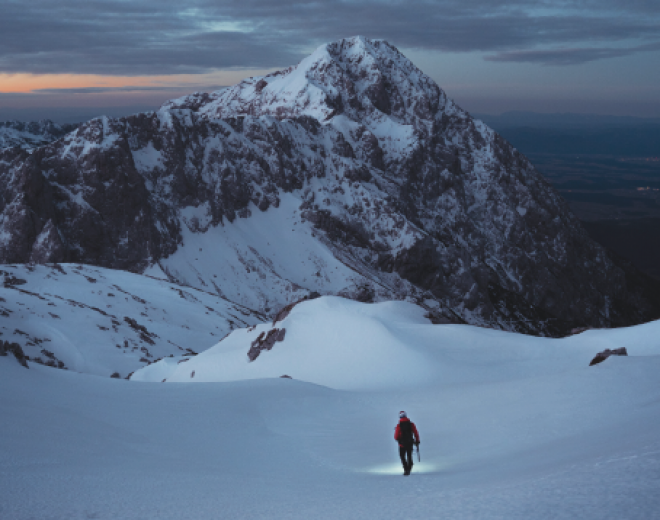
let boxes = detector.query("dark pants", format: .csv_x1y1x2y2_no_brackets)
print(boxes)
399,445,413,471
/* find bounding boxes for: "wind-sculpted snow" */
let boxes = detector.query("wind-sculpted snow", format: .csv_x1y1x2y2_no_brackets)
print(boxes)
0,263,263,377
0,36,658,335
134,296,660,389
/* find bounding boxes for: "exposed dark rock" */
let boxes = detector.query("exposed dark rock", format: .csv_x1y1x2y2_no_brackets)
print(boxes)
424,310,466,325
589,347,628,366
354,283,376,303
248,328,286,361
124,316,157,345
273,293,321,324
2,272,27,287
570,327,590,335
0,340,29,368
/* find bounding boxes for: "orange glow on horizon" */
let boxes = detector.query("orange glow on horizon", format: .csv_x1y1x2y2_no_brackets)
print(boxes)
0,70,277,94
0,74,177,93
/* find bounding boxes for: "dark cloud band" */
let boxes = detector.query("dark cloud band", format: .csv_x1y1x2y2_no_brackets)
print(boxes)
1,0,659,75
486,42,660,65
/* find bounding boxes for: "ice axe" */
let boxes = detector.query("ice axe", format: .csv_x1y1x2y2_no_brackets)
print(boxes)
416,442,420,462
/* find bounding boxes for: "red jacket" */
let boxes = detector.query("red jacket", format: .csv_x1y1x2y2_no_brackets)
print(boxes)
394,418,420,447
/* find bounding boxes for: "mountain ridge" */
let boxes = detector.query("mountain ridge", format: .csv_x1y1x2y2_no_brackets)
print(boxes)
0,263,264,377
1,36,658,335
0,119,79,150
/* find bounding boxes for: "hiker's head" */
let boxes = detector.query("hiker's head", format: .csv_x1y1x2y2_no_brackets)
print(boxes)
399,411,407,419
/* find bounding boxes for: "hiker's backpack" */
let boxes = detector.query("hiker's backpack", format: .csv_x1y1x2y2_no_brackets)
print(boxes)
399,421,413,446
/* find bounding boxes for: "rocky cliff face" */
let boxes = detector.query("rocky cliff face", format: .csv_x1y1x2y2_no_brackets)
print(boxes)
0,37,657,335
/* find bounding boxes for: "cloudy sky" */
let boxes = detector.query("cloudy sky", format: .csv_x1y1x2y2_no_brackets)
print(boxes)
1,0,659,122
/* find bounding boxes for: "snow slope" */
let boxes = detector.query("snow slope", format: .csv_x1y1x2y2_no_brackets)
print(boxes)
135,296,660,389
2,305,660,519
146,193,412,315
0,264,263,377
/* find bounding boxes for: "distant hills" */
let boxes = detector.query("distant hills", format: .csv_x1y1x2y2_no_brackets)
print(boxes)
475,112,660,157
475,111,660,130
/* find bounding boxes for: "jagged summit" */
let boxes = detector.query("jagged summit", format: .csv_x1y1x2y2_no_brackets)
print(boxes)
1,37,658,336
164,36,454,165
167,36,450,126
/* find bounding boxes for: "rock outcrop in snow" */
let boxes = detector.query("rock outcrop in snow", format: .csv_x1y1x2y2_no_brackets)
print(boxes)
1,36,658,335
0,340,29,368
589,347,628,366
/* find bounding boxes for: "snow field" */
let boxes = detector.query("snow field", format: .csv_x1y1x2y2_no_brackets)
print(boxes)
2,338,660,519
2,297,660,519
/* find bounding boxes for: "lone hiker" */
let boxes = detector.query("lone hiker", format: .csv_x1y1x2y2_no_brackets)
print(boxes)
394,411,420,475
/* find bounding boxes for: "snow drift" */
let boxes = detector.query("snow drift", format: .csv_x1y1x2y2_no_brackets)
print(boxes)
133,296,660,390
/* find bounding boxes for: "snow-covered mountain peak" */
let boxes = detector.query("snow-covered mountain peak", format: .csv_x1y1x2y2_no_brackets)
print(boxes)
163,36,455,168
2,37,659,336
166,37,450,129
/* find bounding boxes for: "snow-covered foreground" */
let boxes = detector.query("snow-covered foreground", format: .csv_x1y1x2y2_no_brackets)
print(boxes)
2,299,660,519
